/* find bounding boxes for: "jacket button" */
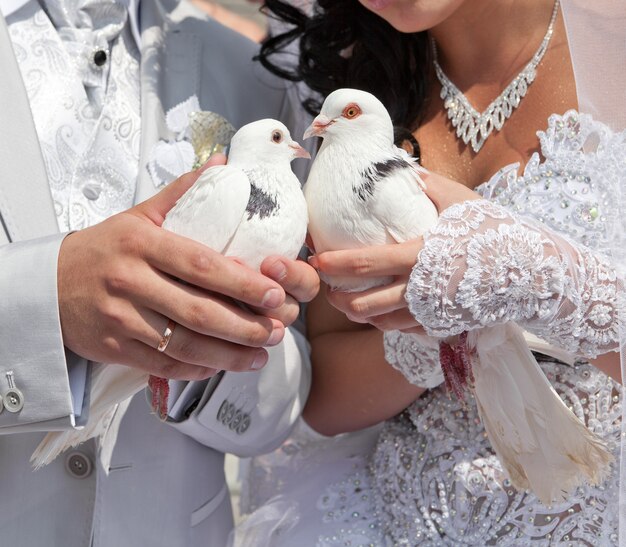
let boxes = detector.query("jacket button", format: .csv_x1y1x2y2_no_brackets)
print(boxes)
65,452,93,479
217,400,229,423
230,410,242,430
237,414,250,434
3,388,24,412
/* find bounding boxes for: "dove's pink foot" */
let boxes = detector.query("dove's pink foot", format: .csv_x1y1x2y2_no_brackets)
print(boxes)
148,375,169,420
439,332,474,401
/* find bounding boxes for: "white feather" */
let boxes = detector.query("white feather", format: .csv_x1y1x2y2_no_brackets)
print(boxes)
163,165,251,253
470,324,612,504
31,365,147,470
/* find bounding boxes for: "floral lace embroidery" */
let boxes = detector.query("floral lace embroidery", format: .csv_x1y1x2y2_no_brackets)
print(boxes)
383,331,444,389
405,111,624,357
407,199,621,358
481,111,626,254
376,111,623,544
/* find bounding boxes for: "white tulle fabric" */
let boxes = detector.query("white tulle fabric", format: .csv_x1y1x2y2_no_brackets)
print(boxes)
235,111,624,546
232,419,387,547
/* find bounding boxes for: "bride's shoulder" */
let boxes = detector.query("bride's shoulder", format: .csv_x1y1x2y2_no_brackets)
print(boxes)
478,110,625,252
537,110,626,157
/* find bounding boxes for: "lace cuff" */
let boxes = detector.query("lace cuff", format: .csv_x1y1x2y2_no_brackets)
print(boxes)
406,199,621,359
383,331,444,388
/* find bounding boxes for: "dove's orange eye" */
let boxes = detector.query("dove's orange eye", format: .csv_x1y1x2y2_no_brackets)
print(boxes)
272,130,284,143
342,104,362,119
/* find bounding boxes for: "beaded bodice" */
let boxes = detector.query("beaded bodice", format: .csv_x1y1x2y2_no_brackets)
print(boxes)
373,359,620,546
479,110,623,253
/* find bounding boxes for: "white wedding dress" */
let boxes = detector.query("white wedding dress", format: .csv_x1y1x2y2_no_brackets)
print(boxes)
231,111,624,546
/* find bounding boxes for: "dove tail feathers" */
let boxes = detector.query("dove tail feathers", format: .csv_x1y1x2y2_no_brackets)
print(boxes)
30,365,149,470
30,404,120,470
470,323,613,505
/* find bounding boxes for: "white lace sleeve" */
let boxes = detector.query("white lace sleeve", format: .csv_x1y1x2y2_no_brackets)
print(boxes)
406,199,621,359
383,331,444,388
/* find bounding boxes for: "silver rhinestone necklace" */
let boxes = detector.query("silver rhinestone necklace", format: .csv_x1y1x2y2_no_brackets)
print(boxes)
431,0,560,153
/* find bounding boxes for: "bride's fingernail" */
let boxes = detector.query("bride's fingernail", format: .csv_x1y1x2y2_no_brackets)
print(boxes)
266,327,284,347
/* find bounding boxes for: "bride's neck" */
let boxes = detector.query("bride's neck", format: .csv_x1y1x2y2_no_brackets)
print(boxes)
429,0,557,90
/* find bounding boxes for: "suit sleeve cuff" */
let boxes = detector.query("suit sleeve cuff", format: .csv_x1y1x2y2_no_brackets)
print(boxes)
0,234,79,432
166,327,311,456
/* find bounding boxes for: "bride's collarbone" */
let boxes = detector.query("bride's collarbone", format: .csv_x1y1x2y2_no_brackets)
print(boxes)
415,30,577,190
415,103,573,190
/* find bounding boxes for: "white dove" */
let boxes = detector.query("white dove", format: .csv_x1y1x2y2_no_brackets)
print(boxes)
31,119,309,469
303,88,612,504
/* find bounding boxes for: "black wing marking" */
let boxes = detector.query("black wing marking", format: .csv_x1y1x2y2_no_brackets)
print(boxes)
355,157,411,202
244,170,279,220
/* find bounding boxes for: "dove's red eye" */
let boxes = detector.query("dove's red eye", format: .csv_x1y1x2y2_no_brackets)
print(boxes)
342,104,362,119
272,130,284,143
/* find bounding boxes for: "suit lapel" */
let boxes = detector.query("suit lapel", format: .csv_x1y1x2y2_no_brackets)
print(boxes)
0,15,58,242
134,1,202,204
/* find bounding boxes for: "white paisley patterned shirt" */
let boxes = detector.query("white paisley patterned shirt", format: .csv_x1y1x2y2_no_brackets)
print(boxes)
3,0,141,231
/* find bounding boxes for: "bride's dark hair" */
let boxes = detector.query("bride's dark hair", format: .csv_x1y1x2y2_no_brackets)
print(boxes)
257,0,432,138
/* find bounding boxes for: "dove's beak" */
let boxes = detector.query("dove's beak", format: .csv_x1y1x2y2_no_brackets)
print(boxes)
303,115,334,139
289,142,311,159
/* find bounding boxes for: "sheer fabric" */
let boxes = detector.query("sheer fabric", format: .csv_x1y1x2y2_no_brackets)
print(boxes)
383,331,443,389
561,2,626,541
406,198,621,358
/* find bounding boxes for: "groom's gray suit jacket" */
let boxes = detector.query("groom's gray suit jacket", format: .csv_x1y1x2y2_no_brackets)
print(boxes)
0,2,310,546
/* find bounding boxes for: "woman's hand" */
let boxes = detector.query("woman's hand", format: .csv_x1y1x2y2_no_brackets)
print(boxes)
58,156,301,381
310,241,425,333
310,170,480,332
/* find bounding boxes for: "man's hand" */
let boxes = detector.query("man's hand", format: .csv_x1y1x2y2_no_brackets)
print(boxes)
58,157,289,381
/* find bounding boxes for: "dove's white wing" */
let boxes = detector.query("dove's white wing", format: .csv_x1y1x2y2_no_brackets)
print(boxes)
163,165,251,251
369,161,438,243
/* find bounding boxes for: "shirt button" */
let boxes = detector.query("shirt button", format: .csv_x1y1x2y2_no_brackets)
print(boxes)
92,49,108,68
82,183,102,201
65,452,93,479
3,388,24,413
